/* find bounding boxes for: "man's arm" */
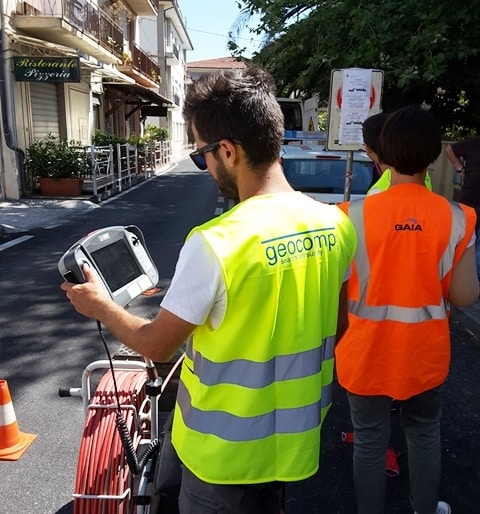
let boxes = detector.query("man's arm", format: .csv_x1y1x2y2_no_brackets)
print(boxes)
61,265,195,362
449,245,479,306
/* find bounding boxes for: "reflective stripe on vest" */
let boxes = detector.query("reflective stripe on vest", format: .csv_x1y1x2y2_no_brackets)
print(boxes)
184,336,335,388
347,200,466,323
176,378,332,443
180,337,334,442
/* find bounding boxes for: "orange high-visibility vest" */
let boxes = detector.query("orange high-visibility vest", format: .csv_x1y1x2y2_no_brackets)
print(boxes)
336,184,476,399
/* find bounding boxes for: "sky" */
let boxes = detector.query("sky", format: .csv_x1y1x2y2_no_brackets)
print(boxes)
179,0,263,62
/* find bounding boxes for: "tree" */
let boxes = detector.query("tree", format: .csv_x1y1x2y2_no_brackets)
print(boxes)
231,0,480,135
142,124,169,142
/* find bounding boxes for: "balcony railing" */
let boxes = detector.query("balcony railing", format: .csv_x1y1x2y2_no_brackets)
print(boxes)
16,0,124,59
131,44,160,84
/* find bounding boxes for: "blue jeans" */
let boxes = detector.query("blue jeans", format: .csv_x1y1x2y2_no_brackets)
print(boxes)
347,386,443,514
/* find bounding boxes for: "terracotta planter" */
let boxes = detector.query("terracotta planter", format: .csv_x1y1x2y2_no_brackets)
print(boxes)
38,178,84,197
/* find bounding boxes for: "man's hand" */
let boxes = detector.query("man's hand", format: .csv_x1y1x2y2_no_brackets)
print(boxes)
61,264,196,362
61,264,110,320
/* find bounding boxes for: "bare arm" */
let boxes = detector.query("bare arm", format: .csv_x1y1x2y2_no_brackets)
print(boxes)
61,265,195,362
449,245,479,306
446,144,464,171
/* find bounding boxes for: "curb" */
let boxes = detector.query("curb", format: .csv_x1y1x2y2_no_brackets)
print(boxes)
0,162,178,243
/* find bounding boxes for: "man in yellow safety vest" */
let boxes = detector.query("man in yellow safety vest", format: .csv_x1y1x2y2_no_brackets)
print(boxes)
62,65,357,514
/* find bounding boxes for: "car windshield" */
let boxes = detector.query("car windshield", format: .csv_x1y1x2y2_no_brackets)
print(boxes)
281,158,375,194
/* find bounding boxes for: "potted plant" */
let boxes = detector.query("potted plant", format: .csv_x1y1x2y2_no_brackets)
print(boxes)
26,133,90,196
121,51,132,65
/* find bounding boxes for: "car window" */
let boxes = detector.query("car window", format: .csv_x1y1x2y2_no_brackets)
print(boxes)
277,101,303,131
282,158,374,194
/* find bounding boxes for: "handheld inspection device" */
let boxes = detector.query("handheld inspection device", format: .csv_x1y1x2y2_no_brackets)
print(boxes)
58,225,159,307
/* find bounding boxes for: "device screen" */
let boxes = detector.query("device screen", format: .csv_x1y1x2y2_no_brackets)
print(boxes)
91,239,143,292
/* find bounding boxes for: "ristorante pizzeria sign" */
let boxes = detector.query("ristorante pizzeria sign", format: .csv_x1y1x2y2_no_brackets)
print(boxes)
13,57,81,82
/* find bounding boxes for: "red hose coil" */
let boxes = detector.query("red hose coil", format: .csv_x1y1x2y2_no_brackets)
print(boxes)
73,369,148,514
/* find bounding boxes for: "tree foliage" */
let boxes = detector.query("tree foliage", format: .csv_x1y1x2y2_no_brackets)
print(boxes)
231,0,480,134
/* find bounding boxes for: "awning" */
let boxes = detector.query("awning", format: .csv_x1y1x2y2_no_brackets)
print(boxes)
104,83,172,119
104,83,171,106
95,66,136,85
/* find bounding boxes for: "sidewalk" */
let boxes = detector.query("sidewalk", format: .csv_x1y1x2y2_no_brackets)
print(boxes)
0,154,184,236
454,299,480,339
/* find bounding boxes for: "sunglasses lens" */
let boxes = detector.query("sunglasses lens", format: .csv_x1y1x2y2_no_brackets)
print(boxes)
191,153,207,170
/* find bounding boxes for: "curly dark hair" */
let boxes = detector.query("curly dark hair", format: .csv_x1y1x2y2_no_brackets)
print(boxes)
184,66,284,169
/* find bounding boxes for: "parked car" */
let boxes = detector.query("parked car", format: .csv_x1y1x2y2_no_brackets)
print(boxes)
280,144,376,203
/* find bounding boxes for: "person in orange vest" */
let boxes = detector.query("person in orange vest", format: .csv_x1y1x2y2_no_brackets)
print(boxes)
362,111,433,195
337,106,479,514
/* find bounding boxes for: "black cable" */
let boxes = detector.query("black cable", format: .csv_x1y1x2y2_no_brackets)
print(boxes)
96,319,160,475
96,320,122,413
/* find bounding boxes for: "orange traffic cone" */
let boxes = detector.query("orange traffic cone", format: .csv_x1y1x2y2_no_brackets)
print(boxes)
0,379,36,461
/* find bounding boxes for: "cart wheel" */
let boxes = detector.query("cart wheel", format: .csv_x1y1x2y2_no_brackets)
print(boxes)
73,369,149,514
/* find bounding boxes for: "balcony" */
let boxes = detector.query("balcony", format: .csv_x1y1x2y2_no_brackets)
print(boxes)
160,0,192,51
125,0,157,16
118,44,160,88
167,90,180,109
13,0,123,64
165,42,180,65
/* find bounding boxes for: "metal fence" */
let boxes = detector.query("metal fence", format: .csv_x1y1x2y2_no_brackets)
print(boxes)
83,142,171,199
144,141,171,177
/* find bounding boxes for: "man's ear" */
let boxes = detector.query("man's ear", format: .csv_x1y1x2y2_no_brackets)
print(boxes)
219,139,240,166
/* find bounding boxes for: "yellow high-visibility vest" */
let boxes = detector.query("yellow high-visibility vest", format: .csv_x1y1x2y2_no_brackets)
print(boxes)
368,168,432,195
172,192,356,484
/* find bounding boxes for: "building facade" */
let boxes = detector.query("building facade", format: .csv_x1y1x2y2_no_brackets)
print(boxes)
138,0,192,160
0,0,191,200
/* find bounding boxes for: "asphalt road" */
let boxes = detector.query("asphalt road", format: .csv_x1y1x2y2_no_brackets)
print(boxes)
0,160,223,514
285,305,480,513
1,159,479,513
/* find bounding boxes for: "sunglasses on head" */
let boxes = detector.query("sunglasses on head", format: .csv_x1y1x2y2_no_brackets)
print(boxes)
189,139,242,170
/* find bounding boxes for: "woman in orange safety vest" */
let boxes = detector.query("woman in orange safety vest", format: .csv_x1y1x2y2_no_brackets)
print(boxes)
337,106,479,514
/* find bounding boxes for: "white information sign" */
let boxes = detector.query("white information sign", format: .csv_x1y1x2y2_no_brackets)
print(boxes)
339,68,371,145
327,68,384,151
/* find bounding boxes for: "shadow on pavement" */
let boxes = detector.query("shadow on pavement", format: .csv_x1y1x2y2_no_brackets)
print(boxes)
285,309,480,513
